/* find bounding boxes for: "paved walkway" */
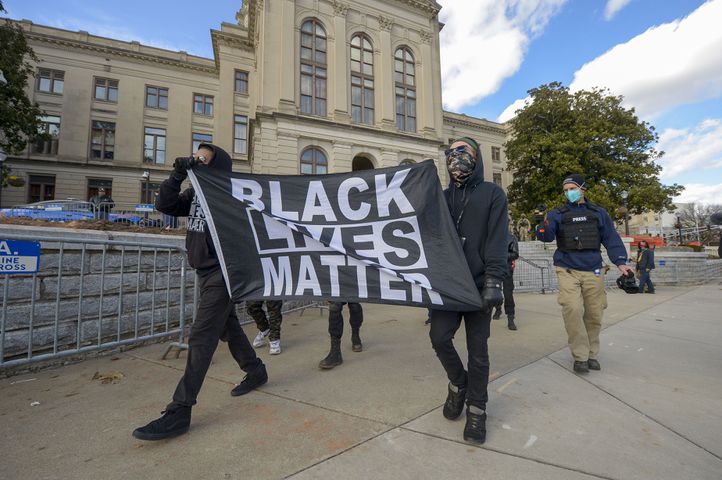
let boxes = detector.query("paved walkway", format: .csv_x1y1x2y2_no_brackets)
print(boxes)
1,285,721,479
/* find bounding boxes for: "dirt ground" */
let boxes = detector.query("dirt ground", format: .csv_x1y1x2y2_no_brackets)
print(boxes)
0,217,185,236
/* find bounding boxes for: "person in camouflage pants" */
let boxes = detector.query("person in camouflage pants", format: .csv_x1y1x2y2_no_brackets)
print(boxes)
247,301,284,355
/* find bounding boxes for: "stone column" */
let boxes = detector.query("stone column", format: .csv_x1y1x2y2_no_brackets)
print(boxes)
278,0,297,114
378,16,396,131
332,141,353,173
332,2,350,123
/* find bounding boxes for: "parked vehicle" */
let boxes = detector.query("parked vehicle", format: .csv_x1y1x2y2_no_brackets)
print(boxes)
0,200,160,226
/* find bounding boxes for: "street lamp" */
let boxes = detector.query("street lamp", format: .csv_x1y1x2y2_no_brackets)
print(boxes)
141,170,150,224
0,149,7,208
620,190,630,236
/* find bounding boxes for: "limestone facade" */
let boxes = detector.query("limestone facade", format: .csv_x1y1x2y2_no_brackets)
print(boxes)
2,0,509,208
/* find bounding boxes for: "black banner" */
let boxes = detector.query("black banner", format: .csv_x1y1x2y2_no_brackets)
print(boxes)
189,160,482,311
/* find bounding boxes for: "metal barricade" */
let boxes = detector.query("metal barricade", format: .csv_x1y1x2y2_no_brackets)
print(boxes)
0,233,197,369
514,257,552,293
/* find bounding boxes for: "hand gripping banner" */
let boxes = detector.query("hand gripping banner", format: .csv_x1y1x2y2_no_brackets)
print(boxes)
188,160,482,311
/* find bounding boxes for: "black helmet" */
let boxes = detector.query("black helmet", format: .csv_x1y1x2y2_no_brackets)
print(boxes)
616,272,639,294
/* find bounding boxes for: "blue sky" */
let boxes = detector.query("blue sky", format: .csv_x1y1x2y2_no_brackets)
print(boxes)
5,0,722,204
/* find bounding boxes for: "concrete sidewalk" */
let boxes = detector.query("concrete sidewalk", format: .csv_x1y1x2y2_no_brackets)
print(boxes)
1,285,721,479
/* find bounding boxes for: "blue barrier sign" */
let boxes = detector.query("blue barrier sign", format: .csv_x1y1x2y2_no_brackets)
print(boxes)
135,203,155,212
659,260,666,266
0,240,41,274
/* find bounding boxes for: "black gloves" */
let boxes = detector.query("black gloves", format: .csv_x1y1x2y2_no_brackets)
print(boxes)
171,156,197,181
481,276,504,312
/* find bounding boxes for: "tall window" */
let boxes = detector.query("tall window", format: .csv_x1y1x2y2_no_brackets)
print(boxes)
234,70,249,94
90,121,115,160
87,179,112,201
143,127,166,164
300,19,327,116
94,78,118,102
28,175,55,203
37,69,64,94
234,115,248,155
300,147,327,175
192,132,213,152
193,94,214,116
350,34,374,125
140,182,162,204
492,146,501,163
145,86,168,109
493,172,503,187
34,115,61,155
394,47,416,132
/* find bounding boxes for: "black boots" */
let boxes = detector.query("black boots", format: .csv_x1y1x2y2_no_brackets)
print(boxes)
351,329,363,352
587,358,601,370
442,382,467,420
463,406,487,444
573,360,589,373
231,363,268,396
319,337,343,369
492,308,502,320
507,315,517,331
132,406,191,441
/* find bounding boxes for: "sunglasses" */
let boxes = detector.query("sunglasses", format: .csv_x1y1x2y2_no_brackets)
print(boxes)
444,145,473,157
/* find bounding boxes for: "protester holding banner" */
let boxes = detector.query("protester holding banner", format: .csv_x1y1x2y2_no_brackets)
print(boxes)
132,144,268,441
318,302,363,369
430,137,508,445
248,300,284,354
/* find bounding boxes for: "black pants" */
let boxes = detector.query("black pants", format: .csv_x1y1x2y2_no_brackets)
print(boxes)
246,300,283,341
502,271,515,316
169,267,262,408
328,302,363,339
429,309,491,410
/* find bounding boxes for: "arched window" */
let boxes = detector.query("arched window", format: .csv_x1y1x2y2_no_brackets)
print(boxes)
394,47,416,132
300,147,328,174
400,159,415,166
350,34,374,125
300,19,327,116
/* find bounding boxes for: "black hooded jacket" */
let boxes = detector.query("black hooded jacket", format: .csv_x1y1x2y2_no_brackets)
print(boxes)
444,146,509,288
156,143,232,272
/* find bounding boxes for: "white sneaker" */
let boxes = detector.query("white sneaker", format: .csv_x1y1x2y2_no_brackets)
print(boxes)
252,329,270,348
269,340,281,355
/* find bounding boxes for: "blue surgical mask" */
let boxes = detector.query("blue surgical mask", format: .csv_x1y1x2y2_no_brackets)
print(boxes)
565,188,582,203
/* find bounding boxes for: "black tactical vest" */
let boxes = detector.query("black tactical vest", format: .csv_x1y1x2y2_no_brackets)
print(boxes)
556,203,602,252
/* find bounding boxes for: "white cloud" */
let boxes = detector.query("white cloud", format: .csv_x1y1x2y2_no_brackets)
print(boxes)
439,0,568,111
604,0,633,20
674,183,722,205
570,0,722,119
497,96,531,122
657,118,722,179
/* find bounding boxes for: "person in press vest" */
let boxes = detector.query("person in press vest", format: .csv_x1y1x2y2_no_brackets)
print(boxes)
132,144,267,441
536,174,633,374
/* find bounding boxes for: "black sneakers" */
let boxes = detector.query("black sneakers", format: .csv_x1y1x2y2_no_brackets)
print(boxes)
463,407,487,444
442,383,467,420
573,360,589,373
231,363,268,396
132,406,191,441
587,358,601,370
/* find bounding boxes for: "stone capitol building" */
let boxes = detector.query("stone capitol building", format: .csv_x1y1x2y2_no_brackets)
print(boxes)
2,0,509,208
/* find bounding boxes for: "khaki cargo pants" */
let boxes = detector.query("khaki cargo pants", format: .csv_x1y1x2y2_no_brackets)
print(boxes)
556,267,608,361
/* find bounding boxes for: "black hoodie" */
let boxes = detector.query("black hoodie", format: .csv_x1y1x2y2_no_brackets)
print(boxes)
444,145,509,288
156,143,232,272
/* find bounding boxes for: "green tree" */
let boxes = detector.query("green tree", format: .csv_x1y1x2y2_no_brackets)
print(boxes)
504,82,683,222
1,2,46,160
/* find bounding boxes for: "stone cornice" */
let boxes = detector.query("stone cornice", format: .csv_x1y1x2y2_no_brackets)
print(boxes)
443,112,508,135
257,111,444,146
392,0,441,17
22,30,217,75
